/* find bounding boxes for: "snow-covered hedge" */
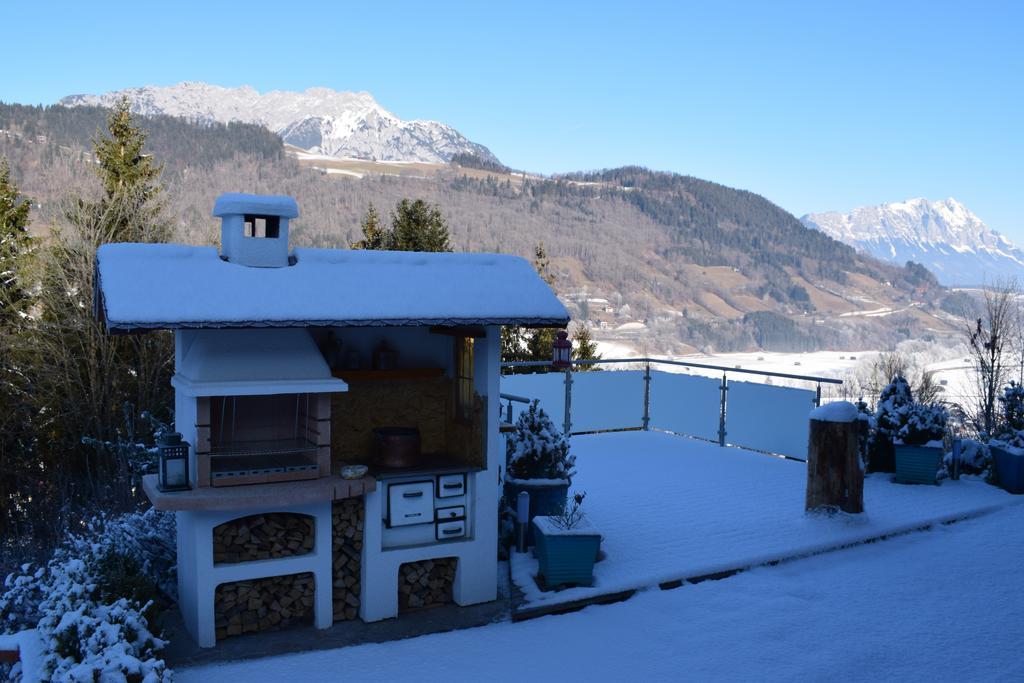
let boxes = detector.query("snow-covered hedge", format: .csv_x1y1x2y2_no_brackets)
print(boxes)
898,403,949,446
505,400,575,481
1,509,175,682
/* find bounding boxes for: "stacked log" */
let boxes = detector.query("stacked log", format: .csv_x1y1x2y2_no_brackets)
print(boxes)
332,499,364,621
214,572,314,640
398,558,457,612
213,513,314,564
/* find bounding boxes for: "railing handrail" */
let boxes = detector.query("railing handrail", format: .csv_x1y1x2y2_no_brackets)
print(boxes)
500,357,843,385
499,392,532,404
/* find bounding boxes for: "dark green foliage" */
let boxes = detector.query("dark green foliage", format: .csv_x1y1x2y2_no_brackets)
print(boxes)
572,325,602,369
0,158,33,323
353,198,452,252
449,152,510,174
92,550,164,625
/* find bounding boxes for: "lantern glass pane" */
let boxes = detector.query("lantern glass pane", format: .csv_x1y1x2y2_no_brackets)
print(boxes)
165,457,187,488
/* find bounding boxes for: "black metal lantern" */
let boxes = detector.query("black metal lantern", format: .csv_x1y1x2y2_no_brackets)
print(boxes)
158,431,191,492
552,330,572,369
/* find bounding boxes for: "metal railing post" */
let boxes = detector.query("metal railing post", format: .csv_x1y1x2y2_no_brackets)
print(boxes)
815,383,822,408
506,397,513,423
642,362,651,430
563,367,573,436
718,374,728,447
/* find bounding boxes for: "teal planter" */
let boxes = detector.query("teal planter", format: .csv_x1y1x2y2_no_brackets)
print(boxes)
992,446,1024,494
894,443,943,485
532,517,601,587
504,479,569,545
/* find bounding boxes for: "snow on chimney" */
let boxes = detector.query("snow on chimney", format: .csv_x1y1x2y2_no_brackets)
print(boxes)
212,193,299,268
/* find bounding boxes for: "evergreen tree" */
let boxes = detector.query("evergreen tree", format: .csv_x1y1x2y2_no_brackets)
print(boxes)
352,201,388,250
390,198,451,252
0,159,33,324
352,198,452,253
571,324,602,370
90,96,169,243
501,242,566,373
0,159,35,537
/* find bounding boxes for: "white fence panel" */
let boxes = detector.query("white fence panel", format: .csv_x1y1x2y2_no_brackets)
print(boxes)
499,373,566,425
570,370,646,433
649,371,721,442
726,380,815,459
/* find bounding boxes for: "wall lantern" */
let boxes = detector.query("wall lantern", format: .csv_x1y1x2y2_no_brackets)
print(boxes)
158,431,191,492
552,330,572,369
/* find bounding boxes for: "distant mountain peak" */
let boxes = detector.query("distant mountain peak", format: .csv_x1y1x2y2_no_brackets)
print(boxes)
59,81,498,165
801,197,1024,286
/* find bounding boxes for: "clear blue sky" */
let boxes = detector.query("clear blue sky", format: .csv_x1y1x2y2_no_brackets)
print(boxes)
4,1,1022,239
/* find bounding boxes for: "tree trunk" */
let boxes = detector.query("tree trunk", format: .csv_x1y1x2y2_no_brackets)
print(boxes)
806,418,864,514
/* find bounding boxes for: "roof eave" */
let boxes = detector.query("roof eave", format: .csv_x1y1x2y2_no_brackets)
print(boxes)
104,316,570,334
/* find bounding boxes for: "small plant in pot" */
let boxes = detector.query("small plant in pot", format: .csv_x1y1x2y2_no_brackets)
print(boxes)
990,383,1024,494
532,491,602,588
894,402,948,485
504,400,575,544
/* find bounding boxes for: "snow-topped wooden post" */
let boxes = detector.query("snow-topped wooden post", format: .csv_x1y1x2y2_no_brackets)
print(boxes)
805,401,864,514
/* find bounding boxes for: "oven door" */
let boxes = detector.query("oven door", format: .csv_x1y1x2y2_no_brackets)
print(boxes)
387,480,434,527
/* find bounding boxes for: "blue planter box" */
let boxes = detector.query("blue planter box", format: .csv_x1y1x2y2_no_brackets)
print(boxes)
992,446,1024,494
504,479,569,545
894,443,943,485
533,517,601,588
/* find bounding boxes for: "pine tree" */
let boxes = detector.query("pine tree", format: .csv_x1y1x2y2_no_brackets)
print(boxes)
501,242,562,373
352,202,388,250
390,198,451,252
0,159,33,324
571,323,602,370
90,96,169,243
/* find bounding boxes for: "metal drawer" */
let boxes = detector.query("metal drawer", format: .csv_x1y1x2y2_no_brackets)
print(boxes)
436,473,466,498
436,505,465,522
387,480,434,527
436,519,466,541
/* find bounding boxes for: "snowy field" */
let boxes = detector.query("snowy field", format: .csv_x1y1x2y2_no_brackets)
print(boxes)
512,431,1018,609
179,504,1024,681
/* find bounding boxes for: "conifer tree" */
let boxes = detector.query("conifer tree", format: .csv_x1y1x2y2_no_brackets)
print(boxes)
0,159,33,324
572,323,602,369
352,201,388,249
390,198,451,252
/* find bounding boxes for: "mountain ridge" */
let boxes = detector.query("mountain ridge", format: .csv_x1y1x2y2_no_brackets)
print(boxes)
59,81,499,165
801,198,1024,286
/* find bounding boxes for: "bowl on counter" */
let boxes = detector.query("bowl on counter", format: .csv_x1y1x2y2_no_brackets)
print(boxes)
339,464,369,480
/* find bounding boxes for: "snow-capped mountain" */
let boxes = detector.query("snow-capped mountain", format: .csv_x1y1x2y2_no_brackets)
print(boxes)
801,198,1024,286
59,82,498,165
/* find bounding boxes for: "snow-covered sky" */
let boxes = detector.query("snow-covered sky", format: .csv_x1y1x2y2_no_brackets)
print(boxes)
3,1,1022,241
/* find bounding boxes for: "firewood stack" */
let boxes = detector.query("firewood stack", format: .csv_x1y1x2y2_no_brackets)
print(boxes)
213,513,315,564
332,499,364,621
214,572,314,640
398,558,457,611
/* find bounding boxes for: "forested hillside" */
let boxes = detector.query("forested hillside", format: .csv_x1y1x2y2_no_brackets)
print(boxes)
1,102,961,352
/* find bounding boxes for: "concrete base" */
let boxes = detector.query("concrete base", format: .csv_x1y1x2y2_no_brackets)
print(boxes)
163,563,510,669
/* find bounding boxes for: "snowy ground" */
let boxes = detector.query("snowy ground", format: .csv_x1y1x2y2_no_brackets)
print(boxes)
512,431,1017,609
179,504,1024,681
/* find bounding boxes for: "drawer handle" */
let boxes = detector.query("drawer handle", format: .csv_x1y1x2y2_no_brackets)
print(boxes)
403,491,424,499
442,528,462,535
443,483,463,490
404,513,422,518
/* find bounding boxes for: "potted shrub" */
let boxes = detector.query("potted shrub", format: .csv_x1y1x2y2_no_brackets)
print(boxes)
990,383,1024,494
504,400,575,544
870,376,913,473
532,491,601,588
894,402,948,485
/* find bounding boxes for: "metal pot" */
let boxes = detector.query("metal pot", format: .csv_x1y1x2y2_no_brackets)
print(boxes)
373,427,421,468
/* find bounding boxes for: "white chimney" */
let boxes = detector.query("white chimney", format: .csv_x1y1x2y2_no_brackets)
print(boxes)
213,193,299,268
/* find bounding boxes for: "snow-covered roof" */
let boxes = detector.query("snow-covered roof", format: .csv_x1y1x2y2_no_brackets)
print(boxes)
95,243,570,332
172,328,347,396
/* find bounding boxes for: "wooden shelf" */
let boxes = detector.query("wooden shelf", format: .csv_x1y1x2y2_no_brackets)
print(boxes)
332,367,444,382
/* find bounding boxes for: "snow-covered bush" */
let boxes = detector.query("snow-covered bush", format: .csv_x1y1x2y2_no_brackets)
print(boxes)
1,508,175,681
875,376,913,437
898,403,949,446
506,400,575,481
941,438,992,479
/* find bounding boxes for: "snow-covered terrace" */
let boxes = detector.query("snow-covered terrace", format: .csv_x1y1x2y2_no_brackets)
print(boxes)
511,431,1019,613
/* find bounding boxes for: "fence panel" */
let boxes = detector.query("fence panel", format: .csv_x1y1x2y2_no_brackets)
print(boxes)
499,372,566,425
649,371,722,442
571,370,646,433
725,380,815,459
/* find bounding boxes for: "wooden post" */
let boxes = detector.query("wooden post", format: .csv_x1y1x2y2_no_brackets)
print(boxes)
806,403,864,514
